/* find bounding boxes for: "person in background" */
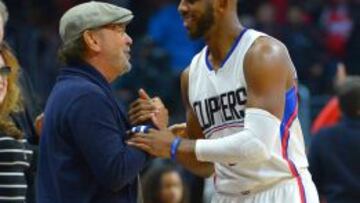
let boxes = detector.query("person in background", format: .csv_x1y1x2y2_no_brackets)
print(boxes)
142,161,188,203
0,42,35,203
0,2,40,202
309,76,360,203
320,0,353,58
0,0,41,144
311,63,347,134
147,0,202,74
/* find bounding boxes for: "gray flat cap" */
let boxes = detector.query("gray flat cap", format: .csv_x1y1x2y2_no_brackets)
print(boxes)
59,1,133,44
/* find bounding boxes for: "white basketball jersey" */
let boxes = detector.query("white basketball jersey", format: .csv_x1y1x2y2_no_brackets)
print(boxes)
188,29,309,195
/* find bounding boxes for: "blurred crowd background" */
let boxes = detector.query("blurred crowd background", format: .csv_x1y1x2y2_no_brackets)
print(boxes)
5,0,359,124
2,0,359,202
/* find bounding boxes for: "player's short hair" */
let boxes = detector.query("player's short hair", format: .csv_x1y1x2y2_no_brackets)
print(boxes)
0,0,9,24
337,76,360,119
58,36,86,65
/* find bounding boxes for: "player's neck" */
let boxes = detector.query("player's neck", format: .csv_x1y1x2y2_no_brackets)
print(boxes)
205,21,243,71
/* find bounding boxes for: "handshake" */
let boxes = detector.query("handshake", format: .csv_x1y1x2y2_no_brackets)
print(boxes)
127,89,187,158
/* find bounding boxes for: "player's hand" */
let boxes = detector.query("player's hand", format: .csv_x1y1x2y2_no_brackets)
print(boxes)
128,89,169,130
127,128,175,158
169,123,187,138
34,113,44,137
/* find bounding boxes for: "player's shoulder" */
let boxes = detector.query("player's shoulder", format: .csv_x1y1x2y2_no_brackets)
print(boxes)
247,35,288,60
181,67,190,87
243,33,292,82
244,33,291,73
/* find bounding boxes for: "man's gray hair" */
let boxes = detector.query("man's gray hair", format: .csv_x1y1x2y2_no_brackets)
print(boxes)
0,0,8,24
58,36,86,65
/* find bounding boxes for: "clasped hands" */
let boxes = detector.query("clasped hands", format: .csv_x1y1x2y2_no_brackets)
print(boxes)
127,89,187,158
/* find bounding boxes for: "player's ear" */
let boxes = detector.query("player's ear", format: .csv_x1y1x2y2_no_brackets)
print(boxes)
214,0,229,13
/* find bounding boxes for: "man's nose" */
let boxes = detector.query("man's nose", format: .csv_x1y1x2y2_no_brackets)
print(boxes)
124,33,133,46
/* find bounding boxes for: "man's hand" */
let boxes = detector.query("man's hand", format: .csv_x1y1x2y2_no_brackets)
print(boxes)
169,123,187,138
334,62,347,88
128,89,169,129
34,113,44,137
127,129,176,158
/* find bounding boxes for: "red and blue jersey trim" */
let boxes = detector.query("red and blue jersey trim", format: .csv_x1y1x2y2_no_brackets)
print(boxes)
280,86,307,203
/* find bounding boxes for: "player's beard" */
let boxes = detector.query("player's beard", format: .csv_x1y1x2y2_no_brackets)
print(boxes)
188,3,215,39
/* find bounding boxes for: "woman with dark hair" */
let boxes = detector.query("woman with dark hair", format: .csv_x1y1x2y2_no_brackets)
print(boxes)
142,162,188,203
0,42,35,202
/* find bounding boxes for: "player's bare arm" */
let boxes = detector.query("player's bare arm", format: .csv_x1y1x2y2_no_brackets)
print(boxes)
177,68,214,177
244,36,294,119
127,36,295,165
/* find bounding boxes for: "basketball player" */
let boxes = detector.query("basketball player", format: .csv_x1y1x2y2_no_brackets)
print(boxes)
128,0,319,202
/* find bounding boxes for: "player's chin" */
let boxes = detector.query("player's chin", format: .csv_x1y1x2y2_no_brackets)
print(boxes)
188,29,202,40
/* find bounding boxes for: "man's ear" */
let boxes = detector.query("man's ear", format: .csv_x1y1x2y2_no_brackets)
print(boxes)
214,0,229,13
83,30,101,53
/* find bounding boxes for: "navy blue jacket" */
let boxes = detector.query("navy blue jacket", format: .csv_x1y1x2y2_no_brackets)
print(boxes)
37,63,149,203
309,117,360,203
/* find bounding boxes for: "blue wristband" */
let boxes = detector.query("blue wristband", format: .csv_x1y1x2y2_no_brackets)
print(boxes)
170,137,182,160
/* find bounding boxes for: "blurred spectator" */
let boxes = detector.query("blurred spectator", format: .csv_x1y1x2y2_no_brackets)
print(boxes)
255,2,282,38
1,42,39,203
270,0,288,24
311,97,341,134
142,160,189,203
282,5,322,83
4,0,61,110
147,0,202,74
0,0,40,141
0,42,36,203
311,63,347,134
345,26,360,75
0,0,6,43
320,0,353,58
345,3,360,75
0,2,39,202
309,76,360,203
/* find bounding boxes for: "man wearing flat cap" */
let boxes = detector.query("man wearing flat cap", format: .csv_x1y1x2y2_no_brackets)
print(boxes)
37,2,151,203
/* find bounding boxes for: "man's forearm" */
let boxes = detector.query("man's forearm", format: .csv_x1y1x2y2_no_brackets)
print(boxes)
176,140,214,178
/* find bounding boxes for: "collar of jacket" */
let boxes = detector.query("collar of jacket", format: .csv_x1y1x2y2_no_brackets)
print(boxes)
58,62,130,131
59,61,111,93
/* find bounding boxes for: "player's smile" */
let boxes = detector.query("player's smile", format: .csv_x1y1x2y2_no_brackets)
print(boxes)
182,13,195,29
